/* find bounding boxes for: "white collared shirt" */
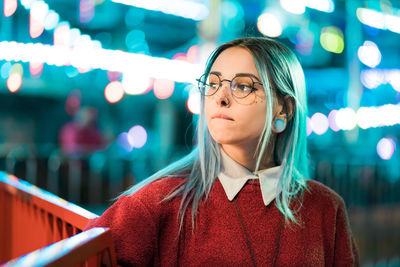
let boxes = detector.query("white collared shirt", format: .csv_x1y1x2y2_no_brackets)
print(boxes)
218,148,282,206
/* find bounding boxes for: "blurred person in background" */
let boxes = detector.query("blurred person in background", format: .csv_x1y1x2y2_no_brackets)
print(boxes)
59,107,105,156
85,37,359,266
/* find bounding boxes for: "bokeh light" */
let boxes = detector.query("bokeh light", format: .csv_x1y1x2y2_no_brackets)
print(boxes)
29,62,44,77
79,0,95,23
280,0,305,14
125,29,146,50
7,73,22,93
122,73,151,95
172,52,187,61
320,26,344,54
54,24,71,46
310,112,329,135
70,28,82,47
360,69,384,89
11,63,23,75
153,79,175,99
366,106,380,128
1,62,12,79
186,45,199,64
306,0,334,13
379,104,400,127
117,132,133,152
43,10,60,30
104,81,124,103
335,108,357,130
257,13,282,38
357,8,385,29
187,90,201,115
360,69,400,92
306,117,312,136
0,40,202,84
356,107,372,130
328,110,340,132
29,0,48,38
4,0,18,17
280,0,334,14
356,8,400,34
221,0,244,20
358,41,381,68
386,14,400,34
127,125,147,149
294,28,314,56
377,137,396,160
352,104,400,130
386,69,400,92
107,71,121,82
125,6,145,27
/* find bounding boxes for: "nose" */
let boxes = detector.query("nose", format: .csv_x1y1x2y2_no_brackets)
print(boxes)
214,81,231,107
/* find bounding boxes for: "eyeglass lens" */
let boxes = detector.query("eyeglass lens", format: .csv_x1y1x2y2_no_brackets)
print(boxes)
201,73,255,99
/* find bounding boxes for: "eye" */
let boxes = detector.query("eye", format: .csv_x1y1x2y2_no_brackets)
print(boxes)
234,83,252,92
232,76,255,93
208,75,220,91
209,82,219,90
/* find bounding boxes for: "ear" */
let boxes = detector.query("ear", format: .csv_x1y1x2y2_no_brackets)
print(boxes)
283,95,295,120
274,95,295,119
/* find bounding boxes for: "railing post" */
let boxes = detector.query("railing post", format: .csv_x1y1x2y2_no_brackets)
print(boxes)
68,158,82,204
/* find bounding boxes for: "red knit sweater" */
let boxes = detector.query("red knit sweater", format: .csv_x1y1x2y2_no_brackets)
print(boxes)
85,178,359,266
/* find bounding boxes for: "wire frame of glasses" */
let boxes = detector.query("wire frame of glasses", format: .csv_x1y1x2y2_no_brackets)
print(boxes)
197,73,263,99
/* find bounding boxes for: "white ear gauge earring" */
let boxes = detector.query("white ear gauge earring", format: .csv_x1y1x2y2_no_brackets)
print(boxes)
273,118,286,133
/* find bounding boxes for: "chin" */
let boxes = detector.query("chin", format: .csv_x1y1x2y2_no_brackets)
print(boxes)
209,131,240,145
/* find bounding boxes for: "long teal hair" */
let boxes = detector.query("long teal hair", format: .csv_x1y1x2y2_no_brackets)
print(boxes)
122,37,309,228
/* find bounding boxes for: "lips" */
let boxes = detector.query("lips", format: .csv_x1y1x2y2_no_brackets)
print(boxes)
212,114,234,120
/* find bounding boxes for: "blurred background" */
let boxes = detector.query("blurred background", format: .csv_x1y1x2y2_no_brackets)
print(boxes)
0,0,399,265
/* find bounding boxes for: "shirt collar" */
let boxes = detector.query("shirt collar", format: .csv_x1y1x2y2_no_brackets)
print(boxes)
218,147,282,206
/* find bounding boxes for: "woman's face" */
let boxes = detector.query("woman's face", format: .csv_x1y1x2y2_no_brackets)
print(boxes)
205,47,270,150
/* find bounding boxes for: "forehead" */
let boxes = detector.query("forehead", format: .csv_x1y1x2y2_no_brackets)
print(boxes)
210,47,260,78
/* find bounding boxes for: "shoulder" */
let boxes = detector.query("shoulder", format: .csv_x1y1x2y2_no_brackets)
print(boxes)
301,179,346,211
85,176,186,230
291,179,349,228
133,176,187,200
138,177,186,195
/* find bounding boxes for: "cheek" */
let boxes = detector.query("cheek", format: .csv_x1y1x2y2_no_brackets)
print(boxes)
240,107,267,140
240,111,266,137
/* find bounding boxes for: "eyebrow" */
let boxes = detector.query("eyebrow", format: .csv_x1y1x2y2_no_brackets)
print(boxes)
209,71,262,82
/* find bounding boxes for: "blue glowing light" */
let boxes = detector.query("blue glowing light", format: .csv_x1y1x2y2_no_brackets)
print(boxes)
0,62,12,79
117,132,133,152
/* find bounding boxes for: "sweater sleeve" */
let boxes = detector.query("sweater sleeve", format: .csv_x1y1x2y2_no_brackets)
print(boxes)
84,195,158,266
333,198,360,267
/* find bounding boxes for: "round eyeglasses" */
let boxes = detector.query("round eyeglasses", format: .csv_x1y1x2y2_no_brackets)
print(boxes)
196,73,263,99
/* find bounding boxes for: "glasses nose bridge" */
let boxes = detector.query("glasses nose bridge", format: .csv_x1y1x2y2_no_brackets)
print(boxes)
213,78,232,100
219,78,233,91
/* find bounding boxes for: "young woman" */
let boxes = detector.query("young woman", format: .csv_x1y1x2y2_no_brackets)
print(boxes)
85,37,359,266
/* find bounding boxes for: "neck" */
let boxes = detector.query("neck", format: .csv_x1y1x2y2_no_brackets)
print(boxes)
220,137,277,172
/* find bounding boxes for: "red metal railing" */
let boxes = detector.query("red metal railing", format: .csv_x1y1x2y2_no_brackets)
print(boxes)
0,171,116,266
3,227,117,267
